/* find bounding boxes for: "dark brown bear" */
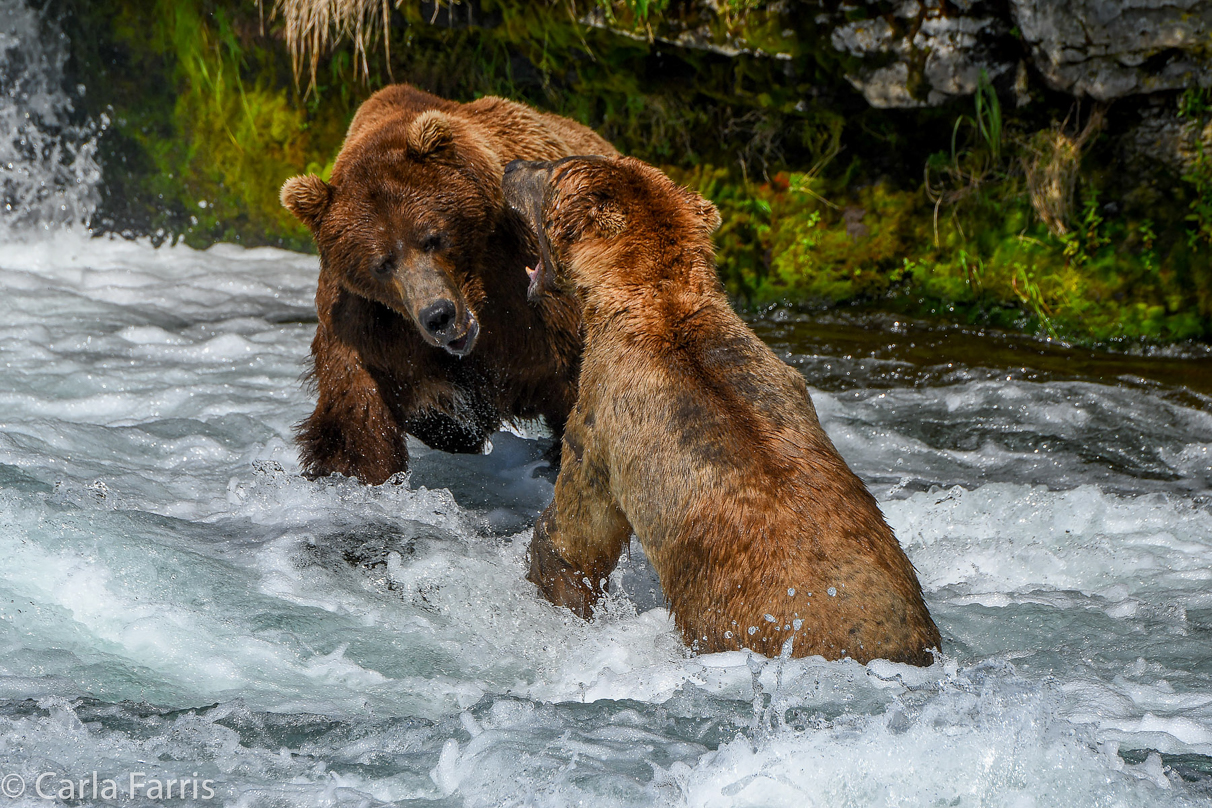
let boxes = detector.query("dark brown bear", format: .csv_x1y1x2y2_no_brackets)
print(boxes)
503,155,941,666
280,84,616,484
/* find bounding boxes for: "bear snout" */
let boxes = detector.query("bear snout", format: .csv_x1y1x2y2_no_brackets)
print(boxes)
417,299,479,357
502,161,553,230
419,299,458,338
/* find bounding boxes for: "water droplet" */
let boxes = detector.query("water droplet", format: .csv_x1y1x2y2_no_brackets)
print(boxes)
787,587,796,597
748,626,757,635
724,630,733,639
793,619,803,630
828,587,837,597
764,613,776,622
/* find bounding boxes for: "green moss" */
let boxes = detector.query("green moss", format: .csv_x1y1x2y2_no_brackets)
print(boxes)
685,157,1210,344
669,81,1211,345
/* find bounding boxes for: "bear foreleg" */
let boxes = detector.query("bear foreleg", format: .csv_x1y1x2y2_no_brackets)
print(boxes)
527,452,632,619
297,326,410,485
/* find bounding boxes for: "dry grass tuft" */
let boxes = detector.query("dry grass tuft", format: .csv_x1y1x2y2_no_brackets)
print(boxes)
268,0,395,89
1020,104,1106,236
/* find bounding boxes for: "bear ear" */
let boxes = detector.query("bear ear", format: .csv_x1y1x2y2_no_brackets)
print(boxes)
281,174,331,227
589,200,627,237
406,110,455,157
684,189,721,235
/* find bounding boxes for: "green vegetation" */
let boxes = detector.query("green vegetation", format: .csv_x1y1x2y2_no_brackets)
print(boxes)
61,0,355,247
1179,87,1212,250
54,0,1212,345
681,75,1211,344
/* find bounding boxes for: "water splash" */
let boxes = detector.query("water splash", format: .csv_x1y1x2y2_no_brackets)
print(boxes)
0,0,102,238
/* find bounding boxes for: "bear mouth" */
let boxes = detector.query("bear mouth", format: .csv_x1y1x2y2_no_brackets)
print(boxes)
523,234,559,302
443,314,479,357
525,261,545,299
502,160,560,301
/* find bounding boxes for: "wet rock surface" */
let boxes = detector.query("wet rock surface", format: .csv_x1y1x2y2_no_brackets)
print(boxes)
615,0,1211,107
1122,99,1212,176
830,0,1015,107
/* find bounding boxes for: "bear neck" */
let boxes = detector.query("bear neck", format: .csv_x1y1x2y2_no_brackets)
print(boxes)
577,250,725,347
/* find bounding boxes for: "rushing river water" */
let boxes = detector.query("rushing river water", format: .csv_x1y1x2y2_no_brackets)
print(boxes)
0,233,1209,808
3,2,1212,805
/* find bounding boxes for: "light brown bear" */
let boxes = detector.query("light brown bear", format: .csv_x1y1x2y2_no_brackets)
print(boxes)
503,155,941,666
280,84,616,484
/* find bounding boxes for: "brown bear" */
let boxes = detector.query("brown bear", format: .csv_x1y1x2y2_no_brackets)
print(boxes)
280,84,617,484
503,155,941,666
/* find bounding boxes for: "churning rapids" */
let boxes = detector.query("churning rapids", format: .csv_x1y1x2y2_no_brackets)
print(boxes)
3,6,1212,808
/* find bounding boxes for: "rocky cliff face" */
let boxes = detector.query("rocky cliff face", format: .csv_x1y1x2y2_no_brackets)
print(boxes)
835,0,1211,107
625,0,1210,107
274,0,1210,107
1013,0,1211,100
829,0,1017,107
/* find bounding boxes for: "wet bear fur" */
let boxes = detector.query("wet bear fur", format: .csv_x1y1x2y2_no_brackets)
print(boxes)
503,155,941,666
280,84,616,484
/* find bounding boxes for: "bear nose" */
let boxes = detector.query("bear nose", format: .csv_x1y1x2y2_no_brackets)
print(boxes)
419,299,458,338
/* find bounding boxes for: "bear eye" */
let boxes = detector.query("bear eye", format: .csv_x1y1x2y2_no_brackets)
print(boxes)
373,258,394,278
421,233,446,253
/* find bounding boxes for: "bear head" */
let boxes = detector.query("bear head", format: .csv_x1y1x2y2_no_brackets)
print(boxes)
281,110,508,356
502,155,720,303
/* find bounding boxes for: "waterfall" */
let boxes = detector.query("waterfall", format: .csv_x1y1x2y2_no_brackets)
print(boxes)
0,0,102,238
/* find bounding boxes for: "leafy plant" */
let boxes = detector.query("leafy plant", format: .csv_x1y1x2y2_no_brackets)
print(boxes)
1175,87,1212,249
1059,188,1107,265
1011,263,1057,338
1178,86,1212,120
1183,142,1212,249
973,70,1002,164
1138,218,1157,273
957,249,984,293
924,70,1006,244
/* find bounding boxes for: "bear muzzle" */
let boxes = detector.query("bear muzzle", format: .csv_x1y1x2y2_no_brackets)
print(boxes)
417,298,480,357
386,255,481,357
442,310,480,357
